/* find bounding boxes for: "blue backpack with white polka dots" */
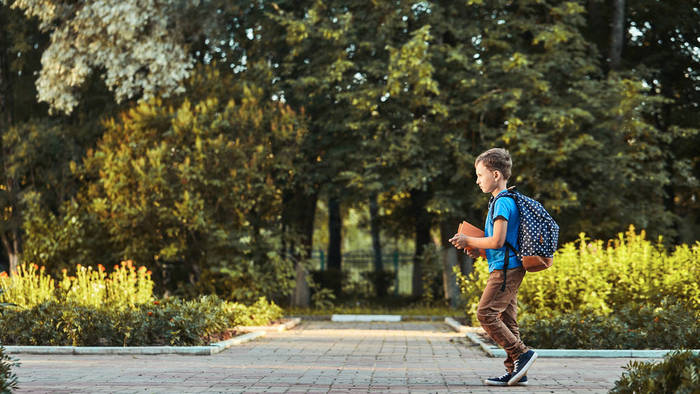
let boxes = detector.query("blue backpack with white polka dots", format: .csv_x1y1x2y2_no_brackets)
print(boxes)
491,187,560,273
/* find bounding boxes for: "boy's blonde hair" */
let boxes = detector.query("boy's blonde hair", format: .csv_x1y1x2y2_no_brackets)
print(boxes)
475,148,512,180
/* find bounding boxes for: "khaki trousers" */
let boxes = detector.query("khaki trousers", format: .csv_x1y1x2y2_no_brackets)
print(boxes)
477,266,529,372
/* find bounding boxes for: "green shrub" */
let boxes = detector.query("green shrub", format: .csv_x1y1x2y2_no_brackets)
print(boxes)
520,301,700,349
455,228,700,348
0,345,19,393
0,295,282,346
0,262,154,310
610,350,700,393
227,297,283,327
457,228,699,320
0,264,54,308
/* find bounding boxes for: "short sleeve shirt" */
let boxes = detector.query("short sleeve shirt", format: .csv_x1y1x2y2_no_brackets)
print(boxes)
484,190,522,272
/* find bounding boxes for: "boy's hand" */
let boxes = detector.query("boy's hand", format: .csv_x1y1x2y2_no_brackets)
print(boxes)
449,233,469,250
466,249,481,259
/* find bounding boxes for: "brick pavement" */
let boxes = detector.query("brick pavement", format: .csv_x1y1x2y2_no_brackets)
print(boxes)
13,321,644,393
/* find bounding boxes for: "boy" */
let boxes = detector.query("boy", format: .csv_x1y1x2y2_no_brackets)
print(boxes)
449,148,537,386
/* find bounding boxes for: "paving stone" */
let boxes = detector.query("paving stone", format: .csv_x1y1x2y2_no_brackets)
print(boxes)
12,321,644,393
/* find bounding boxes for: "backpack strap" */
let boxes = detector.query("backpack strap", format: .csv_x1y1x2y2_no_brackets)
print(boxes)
490,190,520,292
500,241,518,292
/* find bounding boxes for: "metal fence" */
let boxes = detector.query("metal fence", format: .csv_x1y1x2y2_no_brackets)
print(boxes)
310,250,415,295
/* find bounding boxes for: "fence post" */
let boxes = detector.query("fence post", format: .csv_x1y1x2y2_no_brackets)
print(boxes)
319,249,325,271
393,250,399,296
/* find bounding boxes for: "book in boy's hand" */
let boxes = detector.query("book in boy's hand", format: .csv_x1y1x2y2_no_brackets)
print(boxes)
457,221,487,259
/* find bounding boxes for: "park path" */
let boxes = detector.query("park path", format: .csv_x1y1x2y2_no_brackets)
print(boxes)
13,321,637,393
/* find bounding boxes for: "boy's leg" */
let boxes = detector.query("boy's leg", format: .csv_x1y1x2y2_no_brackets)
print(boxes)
501,290,520,372
477,268,528,366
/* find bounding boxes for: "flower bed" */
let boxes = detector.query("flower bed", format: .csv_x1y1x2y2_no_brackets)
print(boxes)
0,263,283,346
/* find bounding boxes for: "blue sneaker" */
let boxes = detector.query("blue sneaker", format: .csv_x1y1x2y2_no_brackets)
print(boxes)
484,372,511,386
508,350,537,385
484,372,528,386
516,375,528,385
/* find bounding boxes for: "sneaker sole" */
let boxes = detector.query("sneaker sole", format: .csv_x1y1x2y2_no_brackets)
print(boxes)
508,353,537,386
484,379,528,386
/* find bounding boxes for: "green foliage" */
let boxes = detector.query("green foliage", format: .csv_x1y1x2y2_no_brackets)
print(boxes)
521,301,700,349
519,227,699,319
0,296,282,346
424,0,676,241
0,345,19,393
226,297,284,327
68,65,305,300
0,262,153,309
57,261,153,309
418,244,444,306
456,227,700,348
3,0,699,314
0,264,54,308
22,192,115,279
611,351,700,394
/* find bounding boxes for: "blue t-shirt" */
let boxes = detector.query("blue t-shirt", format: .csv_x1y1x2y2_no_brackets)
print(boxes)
484,190,522,272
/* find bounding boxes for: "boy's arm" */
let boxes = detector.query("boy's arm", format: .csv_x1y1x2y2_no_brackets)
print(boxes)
449,219,508,250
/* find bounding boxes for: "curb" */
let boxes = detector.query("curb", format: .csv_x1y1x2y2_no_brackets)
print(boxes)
445,317,700,358
292,315,447,322
2,318,302,356
331,314,401,322
444,317,477,333
238,317,302,332
3,331,265,356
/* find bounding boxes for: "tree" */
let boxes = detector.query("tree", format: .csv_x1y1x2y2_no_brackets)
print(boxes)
78,65,307,300
619,0,700,242
338,4,447,299
417,0,676,242
0,6,49,274
3,0,197,114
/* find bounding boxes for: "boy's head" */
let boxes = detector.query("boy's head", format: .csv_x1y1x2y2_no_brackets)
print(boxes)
475,148,512,180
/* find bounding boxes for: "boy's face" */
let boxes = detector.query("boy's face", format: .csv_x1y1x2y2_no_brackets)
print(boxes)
475,161,499,194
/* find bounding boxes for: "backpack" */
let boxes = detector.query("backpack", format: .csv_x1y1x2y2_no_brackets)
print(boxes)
489,187,559,290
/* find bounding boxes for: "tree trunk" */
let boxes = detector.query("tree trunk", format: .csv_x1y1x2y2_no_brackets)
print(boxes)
292,260,310,307
369,192,389,297
1,230,20,275
439,219,460,308
369,193,382,273
283,189,318,308
411,189,431,299
327,196,342,271
0,9,19,275
609,0,625,70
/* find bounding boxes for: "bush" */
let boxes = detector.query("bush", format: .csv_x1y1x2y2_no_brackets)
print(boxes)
610,350,700,393
227,297,284,327
0,296,283,346
520,301,700,349
0,345,19,393
0,265,54,308
0,262,153,309
455,227,700,348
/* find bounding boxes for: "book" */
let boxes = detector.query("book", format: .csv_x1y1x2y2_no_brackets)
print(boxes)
457,221,487,259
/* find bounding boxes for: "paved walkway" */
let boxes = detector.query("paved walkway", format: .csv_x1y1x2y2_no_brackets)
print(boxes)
13,321,643,393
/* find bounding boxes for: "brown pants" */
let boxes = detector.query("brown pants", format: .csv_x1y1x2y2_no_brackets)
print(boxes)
477,266,529,373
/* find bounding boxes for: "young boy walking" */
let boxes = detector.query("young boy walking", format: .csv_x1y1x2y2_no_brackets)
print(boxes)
449,148,537,386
